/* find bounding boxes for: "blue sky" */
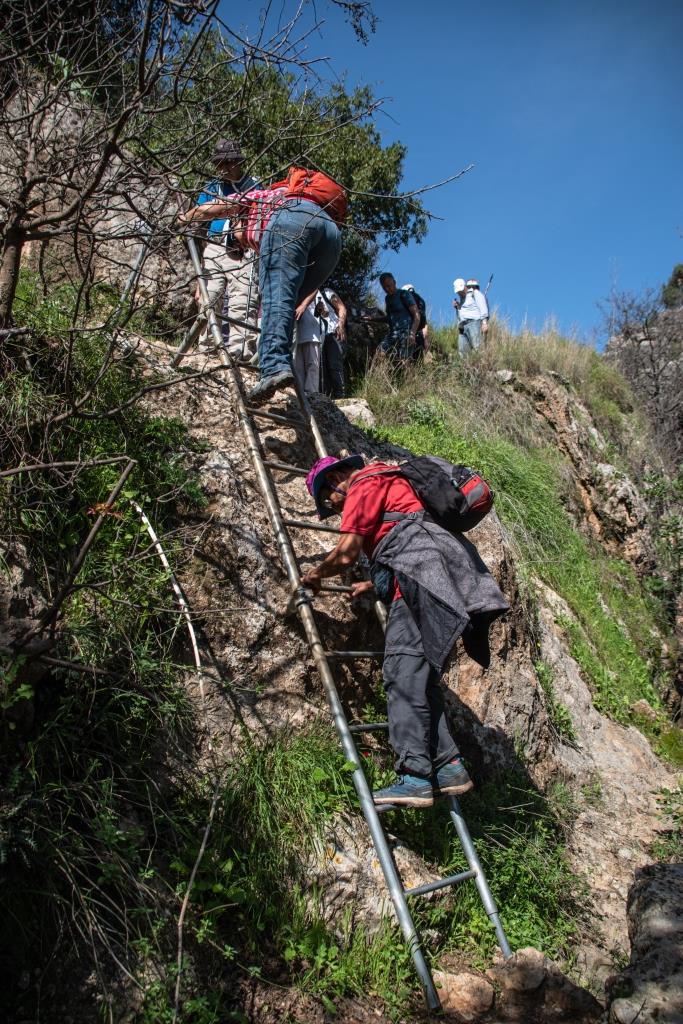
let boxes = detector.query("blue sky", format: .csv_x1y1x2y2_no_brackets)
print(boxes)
229,1,683,344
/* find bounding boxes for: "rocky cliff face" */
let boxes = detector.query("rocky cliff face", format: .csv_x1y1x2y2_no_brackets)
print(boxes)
137,340,678,1017
0,79,192,320
607,863,683,1024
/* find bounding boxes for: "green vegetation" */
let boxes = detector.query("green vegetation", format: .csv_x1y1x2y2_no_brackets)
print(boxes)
1,281,210,1021
381,767,585,965
649,782,683,862
535,662,577,743
166,726,585,1017
662,262,683,309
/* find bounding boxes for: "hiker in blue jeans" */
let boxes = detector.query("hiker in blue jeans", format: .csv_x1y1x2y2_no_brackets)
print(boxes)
180,183,341,405
253,199,341,403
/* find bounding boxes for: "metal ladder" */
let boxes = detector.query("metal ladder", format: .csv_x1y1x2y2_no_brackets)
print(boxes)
181,236,512,1012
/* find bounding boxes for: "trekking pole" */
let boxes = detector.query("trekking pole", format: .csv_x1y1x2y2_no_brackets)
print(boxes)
484,273,494,296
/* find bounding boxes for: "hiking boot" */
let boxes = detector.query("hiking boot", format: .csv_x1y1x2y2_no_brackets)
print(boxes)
373,774,434,808
247,369,295,407
433,758,474,796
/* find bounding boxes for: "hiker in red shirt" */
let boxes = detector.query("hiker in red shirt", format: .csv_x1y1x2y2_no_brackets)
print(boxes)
302,455,509,808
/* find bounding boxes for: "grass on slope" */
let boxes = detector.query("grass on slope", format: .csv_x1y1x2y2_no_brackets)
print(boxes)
170,726,585,1020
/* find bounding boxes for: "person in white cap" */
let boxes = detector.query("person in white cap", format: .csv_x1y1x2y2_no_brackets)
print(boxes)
453,277,489,355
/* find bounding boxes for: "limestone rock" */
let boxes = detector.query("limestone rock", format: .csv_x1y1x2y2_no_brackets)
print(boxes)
607,863,683,1024
308,815,442,932
487,948,603,1022
433,970,494,1020
0,540,48,649
507,373,652,570
491,946,546,992
336,398,377,429
630,698,658,722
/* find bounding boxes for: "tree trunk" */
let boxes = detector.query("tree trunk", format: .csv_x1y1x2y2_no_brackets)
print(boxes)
0,221,25,330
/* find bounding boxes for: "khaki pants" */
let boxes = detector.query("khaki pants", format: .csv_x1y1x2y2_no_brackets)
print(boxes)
198,242,259,353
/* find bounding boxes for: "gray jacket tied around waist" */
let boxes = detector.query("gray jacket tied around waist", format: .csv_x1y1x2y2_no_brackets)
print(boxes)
373,516,510,673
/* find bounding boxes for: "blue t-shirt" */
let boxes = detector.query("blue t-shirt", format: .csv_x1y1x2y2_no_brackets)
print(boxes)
385,289,416,328
197,174,258,238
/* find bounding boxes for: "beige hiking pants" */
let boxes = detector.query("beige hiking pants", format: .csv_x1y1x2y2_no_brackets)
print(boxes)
197,242,259,353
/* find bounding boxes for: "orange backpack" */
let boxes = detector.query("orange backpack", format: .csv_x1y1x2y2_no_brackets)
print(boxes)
272,166,348,225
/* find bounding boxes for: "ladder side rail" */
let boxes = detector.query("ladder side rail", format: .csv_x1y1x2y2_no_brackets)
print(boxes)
447,796,512,958
108,217,156,328
185,235,443,1012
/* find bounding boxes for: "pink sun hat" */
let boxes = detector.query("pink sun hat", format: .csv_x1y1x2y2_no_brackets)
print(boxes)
306,454,365,519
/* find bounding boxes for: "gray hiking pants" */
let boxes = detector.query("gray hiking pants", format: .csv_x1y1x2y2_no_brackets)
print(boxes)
383,598,459,778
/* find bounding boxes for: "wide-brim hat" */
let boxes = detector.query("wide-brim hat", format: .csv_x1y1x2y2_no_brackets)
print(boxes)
212,139,245,164
306,454,365,519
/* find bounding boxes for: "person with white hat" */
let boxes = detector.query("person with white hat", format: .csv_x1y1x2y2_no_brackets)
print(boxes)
453,276,489,355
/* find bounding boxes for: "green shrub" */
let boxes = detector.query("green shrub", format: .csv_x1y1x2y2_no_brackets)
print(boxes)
0,277,210,1020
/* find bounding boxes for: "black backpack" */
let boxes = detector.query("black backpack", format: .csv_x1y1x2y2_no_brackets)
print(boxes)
351,456,494,533
400,288,427,329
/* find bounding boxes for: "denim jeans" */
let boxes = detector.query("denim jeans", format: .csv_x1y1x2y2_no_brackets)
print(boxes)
258,199,341,379
459,318,483,356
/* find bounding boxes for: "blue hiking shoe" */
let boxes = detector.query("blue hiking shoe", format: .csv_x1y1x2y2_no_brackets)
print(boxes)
373,774,434,808
433,758,474,796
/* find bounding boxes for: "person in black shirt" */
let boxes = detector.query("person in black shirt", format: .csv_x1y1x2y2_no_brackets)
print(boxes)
378,272,421,360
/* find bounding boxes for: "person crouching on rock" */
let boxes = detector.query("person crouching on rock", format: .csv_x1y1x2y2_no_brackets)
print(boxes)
301,455,510,808
178,171,342,407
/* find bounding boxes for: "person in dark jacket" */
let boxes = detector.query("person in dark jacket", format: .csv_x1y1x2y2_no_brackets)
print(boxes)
301,455,509,808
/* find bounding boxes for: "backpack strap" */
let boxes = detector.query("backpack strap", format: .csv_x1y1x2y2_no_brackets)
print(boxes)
346,467,403,492
381,510,428,523
399,290,416,316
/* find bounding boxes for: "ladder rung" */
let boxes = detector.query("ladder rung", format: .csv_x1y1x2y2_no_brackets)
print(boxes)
349,722,389,733
247,408,305,426
404,869,476,898
283,517,341,534
319,583,353,593
263,460,309,476
326,650,384,659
